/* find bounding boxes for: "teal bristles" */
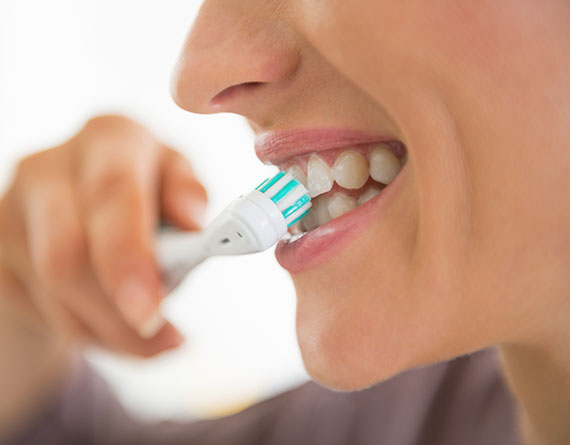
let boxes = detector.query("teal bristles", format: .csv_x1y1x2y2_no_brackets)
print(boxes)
255,171,284,193
287,208,311,227
282,194,310,219
257,171,312,227
270,179,298,204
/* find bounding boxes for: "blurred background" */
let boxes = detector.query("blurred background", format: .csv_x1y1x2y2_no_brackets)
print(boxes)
0,0,308,420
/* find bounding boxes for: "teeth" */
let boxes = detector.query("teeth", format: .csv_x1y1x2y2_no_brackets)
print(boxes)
281,146,406,232
357,186,382,205
314,196,332,226
287,165,307,187
300,208,318,231
307,155,333,197
327,193,357,219
300,196,331,231
333,150,369,189
297,186,380,233
288,222,304,235
287,232,306,243
369,145,402,184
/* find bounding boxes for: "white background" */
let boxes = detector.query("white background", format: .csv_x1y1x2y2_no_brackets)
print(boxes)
0,0,308,420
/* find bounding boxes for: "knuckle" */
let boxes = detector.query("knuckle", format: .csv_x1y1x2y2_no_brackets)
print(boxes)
82,168,137,210
14,148,64,187
83,115,153,143
86,114,137,129
15,153,45,182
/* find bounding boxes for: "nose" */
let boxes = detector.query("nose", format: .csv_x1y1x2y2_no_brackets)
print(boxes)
172,0,300,127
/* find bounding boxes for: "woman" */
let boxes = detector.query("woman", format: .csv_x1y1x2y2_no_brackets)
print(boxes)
2,1,569,443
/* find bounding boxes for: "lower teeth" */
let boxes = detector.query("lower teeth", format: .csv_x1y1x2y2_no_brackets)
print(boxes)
284,232,307,243
288,183,385,236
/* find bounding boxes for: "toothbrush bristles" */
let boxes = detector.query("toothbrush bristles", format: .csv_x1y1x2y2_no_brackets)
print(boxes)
258,172,312,227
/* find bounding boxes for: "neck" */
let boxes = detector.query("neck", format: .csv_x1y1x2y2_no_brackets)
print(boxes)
500,336,570,445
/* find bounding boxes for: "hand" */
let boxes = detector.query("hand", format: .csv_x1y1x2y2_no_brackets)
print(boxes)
0,115,207,357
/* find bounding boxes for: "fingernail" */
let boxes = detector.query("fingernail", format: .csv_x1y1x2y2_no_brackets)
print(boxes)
115,277,161,336
139,311,166,339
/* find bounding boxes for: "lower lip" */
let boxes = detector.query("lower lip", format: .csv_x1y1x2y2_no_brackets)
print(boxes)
275,164,408,273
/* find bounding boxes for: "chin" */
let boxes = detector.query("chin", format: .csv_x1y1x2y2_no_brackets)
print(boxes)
296,324,408,392
290,256,476,392
293,280,412,391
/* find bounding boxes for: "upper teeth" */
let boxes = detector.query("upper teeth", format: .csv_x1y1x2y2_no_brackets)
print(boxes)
333,150,369,189
369,146,401,184
285,143,405,234
292,144,403,198
307,154,334,197
287,164,307,186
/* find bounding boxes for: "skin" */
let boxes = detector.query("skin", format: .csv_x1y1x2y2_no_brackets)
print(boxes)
1,0,569,443
0,116,206,435
173,1,570,443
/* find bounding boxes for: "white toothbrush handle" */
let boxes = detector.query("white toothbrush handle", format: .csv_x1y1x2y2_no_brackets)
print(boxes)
156,229,209,293
156,189,290,292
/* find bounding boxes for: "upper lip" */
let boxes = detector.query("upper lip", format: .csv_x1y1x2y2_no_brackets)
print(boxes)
254,128,396,165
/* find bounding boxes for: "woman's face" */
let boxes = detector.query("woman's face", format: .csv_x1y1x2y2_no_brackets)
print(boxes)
174,0,570,389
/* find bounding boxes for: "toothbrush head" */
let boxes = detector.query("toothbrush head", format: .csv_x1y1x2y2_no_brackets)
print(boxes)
255,170,312,227
156,172,312,290
207,171,312,255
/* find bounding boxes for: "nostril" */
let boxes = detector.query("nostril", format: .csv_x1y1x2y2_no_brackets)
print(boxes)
211,82,264,107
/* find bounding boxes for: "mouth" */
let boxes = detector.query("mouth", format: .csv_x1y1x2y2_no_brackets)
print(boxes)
255,128,408,272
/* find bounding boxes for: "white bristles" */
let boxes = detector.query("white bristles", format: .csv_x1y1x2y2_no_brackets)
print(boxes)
262,172,311,221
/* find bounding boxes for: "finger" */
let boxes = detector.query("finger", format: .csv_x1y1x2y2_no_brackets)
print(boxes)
0,172,35,278
31,269,183,356
60,271,184,356
77,116,165,337
4,150,84,335
160,147,207,231
0,264,47,333
17,150,183,354
26,208,183,355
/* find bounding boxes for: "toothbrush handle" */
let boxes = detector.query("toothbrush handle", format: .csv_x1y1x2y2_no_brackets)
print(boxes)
155,229,208,293
156,188,286,292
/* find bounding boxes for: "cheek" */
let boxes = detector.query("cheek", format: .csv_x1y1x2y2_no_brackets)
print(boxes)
292,0,433,107
289,165,502,389
288,0,570,389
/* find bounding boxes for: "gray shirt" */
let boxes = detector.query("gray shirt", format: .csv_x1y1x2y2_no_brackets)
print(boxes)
9,348,520,444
